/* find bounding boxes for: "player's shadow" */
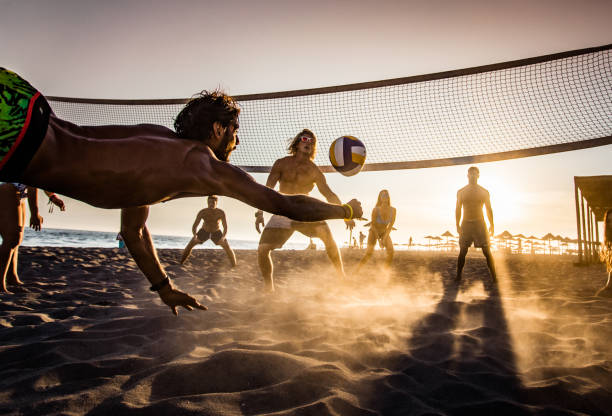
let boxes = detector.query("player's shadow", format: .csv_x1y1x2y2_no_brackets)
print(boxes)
368,270,526,415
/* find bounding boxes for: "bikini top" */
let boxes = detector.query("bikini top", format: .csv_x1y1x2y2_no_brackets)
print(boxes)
376,211,392,225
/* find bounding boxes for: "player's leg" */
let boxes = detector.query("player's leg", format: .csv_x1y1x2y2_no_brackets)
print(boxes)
481,246,497,281
383,234,394,268
257,227,293,291
0,185,22,292
302,222,344,278
213,231,236,267
7,198,26,286
180,236,203,264
357,230,377,271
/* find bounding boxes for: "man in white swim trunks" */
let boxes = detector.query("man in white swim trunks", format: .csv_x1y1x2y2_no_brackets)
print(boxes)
255,129,355,291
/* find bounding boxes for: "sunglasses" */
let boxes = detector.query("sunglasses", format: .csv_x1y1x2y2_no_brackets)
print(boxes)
300,136,315,143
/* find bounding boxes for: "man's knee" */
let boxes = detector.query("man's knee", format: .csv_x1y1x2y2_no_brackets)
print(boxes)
258,243,274,257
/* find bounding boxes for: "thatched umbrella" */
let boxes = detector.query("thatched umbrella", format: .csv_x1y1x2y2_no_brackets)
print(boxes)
431,236,442,249
514,233,527,253
541,233,555,254
441,230,454,243
440,231,455,251
424,235,434,248
495,230,513,249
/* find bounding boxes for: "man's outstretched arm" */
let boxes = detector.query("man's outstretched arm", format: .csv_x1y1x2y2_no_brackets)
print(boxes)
214,162,362,221
121,206,207,315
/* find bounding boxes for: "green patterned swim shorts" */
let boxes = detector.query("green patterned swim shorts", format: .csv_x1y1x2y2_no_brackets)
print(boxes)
0,68,51,181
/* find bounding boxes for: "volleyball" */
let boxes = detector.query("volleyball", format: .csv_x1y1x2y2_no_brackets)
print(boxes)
329,136,366,176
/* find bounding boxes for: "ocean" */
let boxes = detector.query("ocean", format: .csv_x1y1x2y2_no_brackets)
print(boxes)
21,227,305,250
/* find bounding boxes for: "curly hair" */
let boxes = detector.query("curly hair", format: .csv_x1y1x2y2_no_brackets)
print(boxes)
174,90,240,141
600,209,612,273
287,129,317,160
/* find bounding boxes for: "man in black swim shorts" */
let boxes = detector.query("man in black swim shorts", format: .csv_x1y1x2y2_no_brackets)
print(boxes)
455,166,497,282
180,196,236,267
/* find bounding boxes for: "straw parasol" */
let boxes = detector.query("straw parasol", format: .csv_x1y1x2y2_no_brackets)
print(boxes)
541,233,556,254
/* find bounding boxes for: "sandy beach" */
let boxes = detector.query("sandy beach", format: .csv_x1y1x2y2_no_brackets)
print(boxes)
0,247,610,415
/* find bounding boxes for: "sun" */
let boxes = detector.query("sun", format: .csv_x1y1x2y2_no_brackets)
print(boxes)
478,173,522,225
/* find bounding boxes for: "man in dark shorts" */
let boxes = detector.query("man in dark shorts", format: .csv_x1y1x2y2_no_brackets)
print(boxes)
180,195,236,267
455,166,497,282
255,129,356,291
0,68,363,314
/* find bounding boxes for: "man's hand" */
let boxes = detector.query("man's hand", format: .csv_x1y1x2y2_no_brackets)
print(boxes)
49,194,65,211
158,285,208,316
30,214,43,231
345,199,363,219
255,210,265,233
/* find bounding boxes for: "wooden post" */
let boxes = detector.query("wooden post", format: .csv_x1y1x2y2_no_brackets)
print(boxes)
581,195,589,263
574,180,583,263
588,205,594,262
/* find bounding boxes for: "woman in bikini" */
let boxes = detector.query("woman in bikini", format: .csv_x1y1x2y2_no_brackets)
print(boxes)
357,189,396,271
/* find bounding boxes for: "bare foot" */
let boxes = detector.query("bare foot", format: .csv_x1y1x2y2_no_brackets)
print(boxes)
7,276,23,285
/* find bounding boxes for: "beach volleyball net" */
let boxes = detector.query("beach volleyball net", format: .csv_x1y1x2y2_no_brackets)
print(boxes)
48,44,612,173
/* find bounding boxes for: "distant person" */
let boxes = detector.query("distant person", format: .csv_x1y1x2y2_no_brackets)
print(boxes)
307,238,317,250
255,129,356,291
116,232,126,249
180,196,236,267
455,166,497,282
408,236,413,247
0,68,362,314
357,190,396,270
0,183,65,292
596,209,612,297
359,231,366,249
352,237,357,248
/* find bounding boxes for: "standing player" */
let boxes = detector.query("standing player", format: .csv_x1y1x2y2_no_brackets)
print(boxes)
180,196,236,267
255,129,355,291
455,167,497,282
357,190,396,270
0,183,65,292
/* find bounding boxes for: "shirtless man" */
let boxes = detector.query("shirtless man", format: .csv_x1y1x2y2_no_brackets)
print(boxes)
180,195,236,267
0,68,362,314
455,166,497,282
255,129,355,291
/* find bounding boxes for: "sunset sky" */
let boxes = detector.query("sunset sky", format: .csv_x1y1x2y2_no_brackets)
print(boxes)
2,0,611,245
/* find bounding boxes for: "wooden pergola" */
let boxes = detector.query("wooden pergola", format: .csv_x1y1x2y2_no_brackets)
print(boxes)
574,176,612,263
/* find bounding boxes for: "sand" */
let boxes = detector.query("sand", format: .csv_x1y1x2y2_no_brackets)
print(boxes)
0,247,610,415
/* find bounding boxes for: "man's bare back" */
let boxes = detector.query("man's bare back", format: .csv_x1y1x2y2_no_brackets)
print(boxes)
22,115,219,208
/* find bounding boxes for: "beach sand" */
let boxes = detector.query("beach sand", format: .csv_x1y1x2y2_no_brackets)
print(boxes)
0,247,610,415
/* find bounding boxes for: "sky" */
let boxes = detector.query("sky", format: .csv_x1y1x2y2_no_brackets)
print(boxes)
2,0,611,246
